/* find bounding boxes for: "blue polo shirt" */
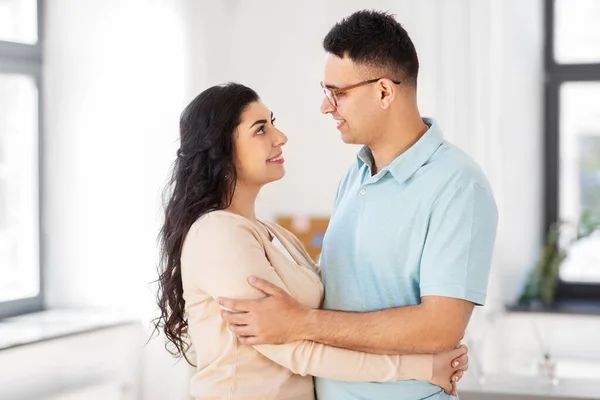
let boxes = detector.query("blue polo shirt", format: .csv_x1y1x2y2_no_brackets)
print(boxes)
315,118,498,400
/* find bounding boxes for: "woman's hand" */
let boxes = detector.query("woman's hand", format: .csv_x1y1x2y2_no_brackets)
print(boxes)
429,344,469,396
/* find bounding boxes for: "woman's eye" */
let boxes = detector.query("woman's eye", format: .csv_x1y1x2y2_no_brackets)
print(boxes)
257,126,265,135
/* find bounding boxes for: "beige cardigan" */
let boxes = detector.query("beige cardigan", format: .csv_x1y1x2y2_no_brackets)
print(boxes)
181,210,433,400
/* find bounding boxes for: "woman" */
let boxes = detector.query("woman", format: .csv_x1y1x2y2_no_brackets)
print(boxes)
155,83,468,400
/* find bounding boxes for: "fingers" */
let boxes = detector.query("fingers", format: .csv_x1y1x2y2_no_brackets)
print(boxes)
237,335,265,346
217,278,286,312
247,276,285,296
449,347,467,397
441,369,464,395
217,297,254,312
449,371,464,397
452,354,469,371
220,310,250,324
450,344,468,361
451,370,464,382
228,323,253,336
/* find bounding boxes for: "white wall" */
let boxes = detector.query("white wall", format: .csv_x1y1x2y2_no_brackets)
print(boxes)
43,1,196,399
40,0,600,399
43,0,188,313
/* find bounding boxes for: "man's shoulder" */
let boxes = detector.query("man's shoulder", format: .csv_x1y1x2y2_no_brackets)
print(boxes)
421,143,498,223
425,141,492,191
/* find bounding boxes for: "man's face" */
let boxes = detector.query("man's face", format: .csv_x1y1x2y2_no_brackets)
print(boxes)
320,53,382,145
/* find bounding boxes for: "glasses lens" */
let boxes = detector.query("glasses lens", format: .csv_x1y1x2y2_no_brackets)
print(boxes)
324,88,336,107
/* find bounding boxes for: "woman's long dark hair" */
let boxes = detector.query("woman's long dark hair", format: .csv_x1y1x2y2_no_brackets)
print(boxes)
153,83,260,365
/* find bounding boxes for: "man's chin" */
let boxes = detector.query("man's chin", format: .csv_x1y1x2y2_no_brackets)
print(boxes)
340,132,355,144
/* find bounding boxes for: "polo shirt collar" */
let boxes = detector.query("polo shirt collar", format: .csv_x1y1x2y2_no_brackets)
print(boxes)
356,118,444,184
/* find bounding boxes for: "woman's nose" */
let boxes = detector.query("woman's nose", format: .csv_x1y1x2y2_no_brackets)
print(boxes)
274,128,288,146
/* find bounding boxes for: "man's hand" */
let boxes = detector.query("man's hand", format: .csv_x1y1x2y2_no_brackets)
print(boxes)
218,276,311,345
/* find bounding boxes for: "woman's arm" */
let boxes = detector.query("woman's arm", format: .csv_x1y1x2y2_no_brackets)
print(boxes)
182,213,435,382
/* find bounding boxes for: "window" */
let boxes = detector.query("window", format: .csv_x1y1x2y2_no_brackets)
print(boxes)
545,0,600,301
0,0,38,44
0,0,43,319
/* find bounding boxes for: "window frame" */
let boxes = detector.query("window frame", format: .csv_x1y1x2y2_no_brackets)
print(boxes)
544,0,600,301
0,0,45,319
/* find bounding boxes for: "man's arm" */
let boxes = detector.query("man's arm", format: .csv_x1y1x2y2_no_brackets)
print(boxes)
220,279,472,355
303,296,473,354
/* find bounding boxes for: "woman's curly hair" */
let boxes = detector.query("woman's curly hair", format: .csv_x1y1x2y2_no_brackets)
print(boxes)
152,83,259,365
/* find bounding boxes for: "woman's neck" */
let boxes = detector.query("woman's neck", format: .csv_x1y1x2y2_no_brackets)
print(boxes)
226,182,260,222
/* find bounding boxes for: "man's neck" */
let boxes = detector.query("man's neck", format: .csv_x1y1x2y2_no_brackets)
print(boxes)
369,117,429,175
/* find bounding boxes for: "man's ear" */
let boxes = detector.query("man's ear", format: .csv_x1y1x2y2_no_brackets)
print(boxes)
378,79,397,109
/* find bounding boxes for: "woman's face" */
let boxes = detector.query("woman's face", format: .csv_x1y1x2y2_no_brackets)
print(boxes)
234,100,288,188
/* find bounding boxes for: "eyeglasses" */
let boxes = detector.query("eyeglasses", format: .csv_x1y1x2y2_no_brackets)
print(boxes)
320,78,401,108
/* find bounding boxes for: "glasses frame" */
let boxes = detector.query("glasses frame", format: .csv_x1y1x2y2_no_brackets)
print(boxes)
320,77,402,107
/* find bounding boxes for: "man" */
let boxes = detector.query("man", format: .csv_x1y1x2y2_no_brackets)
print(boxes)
219,10,498,400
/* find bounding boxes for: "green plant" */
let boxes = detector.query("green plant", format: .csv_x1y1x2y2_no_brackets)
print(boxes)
578,211,600,239
518,211,600,307
518,222,565,306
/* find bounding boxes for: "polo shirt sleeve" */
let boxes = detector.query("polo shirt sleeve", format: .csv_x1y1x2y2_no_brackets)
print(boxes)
419,181,498,305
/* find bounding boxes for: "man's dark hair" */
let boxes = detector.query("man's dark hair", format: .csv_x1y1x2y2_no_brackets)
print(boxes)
323,10,419,87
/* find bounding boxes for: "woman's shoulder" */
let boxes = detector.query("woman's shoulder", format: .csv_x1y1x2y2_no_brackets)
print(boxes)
189,210,261,240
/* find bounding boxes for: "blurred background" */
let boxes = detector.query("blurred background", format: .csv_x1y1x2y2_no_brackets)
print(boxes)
0,0,599,399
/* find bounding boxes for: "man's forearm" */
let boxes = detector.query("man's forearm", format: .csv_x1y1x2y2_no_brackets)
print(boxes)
302,299,472,355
